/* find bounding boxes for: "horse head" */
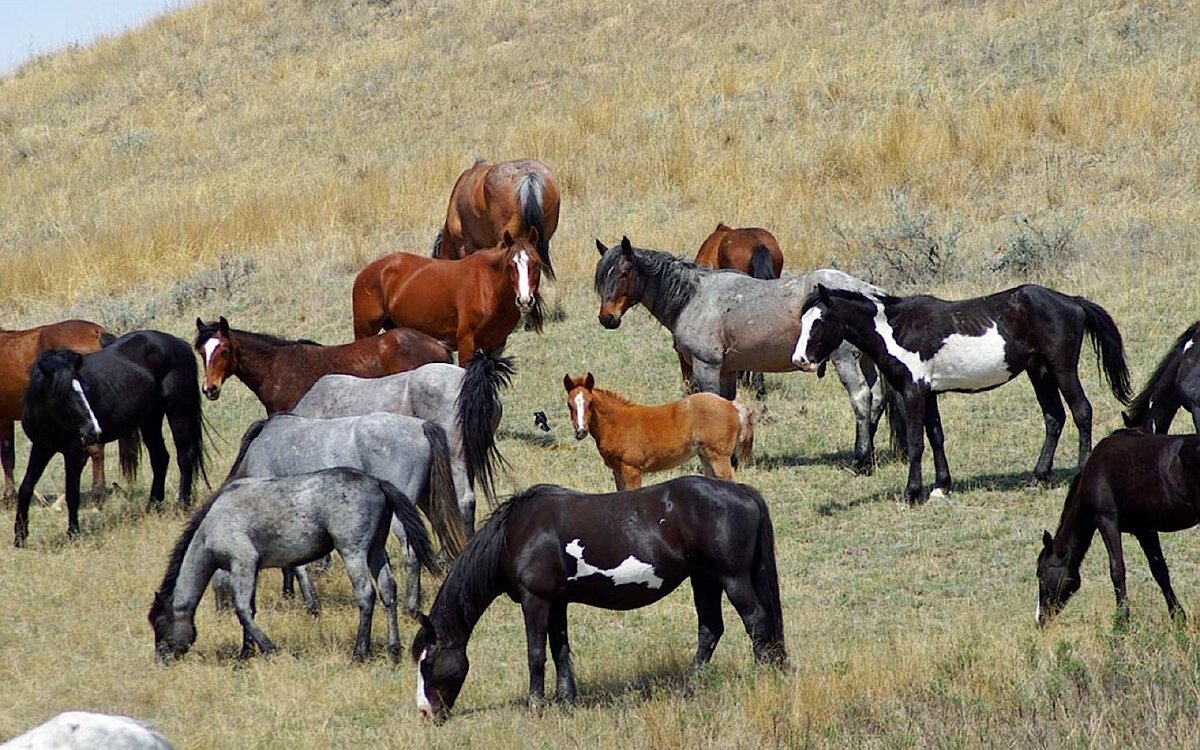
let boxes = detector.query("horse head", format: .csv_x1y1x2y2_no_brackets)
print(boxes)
1036,529,1080,627
791,285,845,373
501,229,542,315
27,349,102,445
563,372,596,440
594,237,641,329
194,317,235,400
148,590,195,663
411,614,468,724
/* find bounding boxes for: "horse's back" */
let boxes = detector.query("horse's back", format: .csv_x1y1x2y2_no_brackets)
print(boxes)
0,320,110,417
0,711,173,750
1081,432,1200,531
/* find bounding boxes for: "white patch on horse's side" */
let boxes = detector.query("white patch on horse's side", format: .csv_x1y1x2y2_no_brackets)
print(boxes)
72,380,102,435
515,249,532,302
564,538,663,589
791,307,823,367
572,393,586,433
202,338,220,367
874,303,1011,391
1185,340,1195,353
415,648,432,715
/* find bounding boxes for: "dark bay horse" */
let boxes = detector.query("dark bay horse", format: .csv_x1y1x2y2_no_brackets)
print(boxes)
150,468,438,661
594,237,899,473
793,284,1132,504
411,476,787,723
194,317,450,415
15,331,208,546
433,158,559,280
352,231,543,364
695,223,784,280
1123,321,1200,434
1,320,114,501
1037,430,1200,625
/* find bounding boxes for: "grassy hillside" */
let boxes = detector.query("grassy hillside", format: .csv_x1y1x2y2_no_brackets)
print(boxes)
3,0,1200,746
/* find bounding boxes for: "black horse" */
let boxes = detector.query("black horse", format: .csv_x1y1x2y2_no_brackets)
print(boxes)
410,476,788,723
14,330,208,546
1037,429,1200,625
1123,321,1200,434
793,284,1132,504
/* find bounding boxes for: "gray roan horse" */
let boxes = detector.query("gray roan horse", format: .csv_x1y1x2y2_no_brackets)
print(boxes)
150,468,438,661
292,348,514,532
225,413,468,614
594,237,902,472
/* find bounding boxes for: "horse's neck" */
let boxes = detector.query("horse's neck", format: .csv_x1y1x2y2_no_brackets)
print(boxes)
638,255,699,329
587,392,630,444
430,578,501,648
170,544,217,620
231,334,296,397
1054,496,1096,569
834,296,896,364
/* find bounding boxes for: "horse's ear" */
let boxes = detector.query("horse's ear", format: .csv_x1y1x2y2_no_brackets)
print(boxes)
584,372,595,390
620,236,634,256
817,284,831,305
501,230,515,248
563,374,574,392
218,316,230,333
1042,530,1053,549
596,239,608,256
195,317,204,330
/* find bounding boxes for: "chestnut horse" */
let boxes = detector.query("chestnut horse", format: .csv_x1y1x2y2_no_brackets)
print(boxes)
352,231,543,363
195,317,451,415
695,223,784,280
433,159,559,280
1,320,114,501
564,373,754,490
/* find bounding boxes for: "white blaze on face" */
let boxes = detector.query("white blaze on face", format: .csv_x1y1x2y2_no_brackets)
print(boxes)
874,302,1012,392
202,338,220,367
565,538,664,589
515,249,532,303
415,648,432,716
72,380,102,435
572,392,586,433
1186,340,1195,353
792,306,823,368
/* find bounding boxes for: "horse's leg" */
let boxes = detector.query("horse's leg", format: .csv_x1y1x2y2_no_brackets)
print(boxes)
140,416,170,507
342,551,377,662
923,393,951,498
520,595,551,705
700,452,735,481
13,445,54,547
689,573,725,675
375,552,401,661
165,409,197,508
831,347,875,474
231,561,276,657
400,532,422,617
85,443,107,505
616,465,642,490
294,565,319,617
1135,531,1185,622
281,567,297,602
720,573,777,665
1,419,16,502
454,330,477,367
547,600,576,702
62,447,86,540
675,346,695,393
449,459,476,538
690,360,723,395
902,391,928,504
1027,368,1066,482
718,372,738,401
1052,368,1093,470
1096,516,1129,623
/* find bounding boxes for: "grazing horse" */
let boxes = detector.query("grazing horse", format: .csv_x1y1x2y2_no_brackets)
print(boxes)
594,237,900,473
352,231,543,363
150,468,438,661
1122,321,1200,434
411,477,787,723
194,317,450,415
1,320,114,501
14,331,208,546
695,223,784,280
226,412,468,614
793,284,1132,504
1037,430,1200,626
293,349,514,531
433,158,559,280
563,373,754,490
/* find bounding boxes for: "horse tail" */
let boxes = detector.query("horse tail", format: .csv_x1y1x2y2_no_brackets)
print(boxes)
118,433,141,483
421,421,469,560
747,245,776,280
223,418,268,484
1123,321,1200,430
1075,296,1133,405
184,375,211,492
743,484,787,665
431,227,444,258
881,375,909,460
518,171,555,281
457,347,515,506
379,479,441,576
733,401,755,464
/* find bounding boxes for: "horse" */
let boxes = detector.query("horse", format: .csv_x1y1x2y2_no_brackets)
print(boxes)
292,349,514,531
225,412,468,614
410,476,787,723
1122,321,1200,434
1,320,114,502
150,468,438,662
14,331,208,546
1,711,174,749
563,373,754,490
694,223,784,280
593,237,901,473
194,317,450,415
433,158,559,280
352,231,543,364
1036,430,1200,626
792,284,1132,504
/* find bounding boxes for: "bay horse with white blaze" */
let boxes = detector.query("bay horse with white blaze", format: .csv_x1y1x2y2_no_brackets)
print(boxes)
1037,430,1200,626
411,476,787,723
695,222,784,280
194,317,450,415
1,320,114,502
564,373,753,490
352,231,542,364
1122,320,1200,434
433,158,559,280
793,284,1132,504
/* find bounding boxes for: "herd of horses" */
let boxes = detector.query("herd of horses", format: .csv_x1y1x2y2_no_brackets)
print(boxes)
6,157,1200,724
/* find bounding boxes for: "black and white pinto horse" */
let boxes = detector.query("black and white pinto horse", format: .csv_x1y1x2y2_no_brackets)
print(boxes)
1122,321,1200,434
594,237,900,473
411,476,787,723
793,284,1132,504
15,331,208,546
150,468,438,662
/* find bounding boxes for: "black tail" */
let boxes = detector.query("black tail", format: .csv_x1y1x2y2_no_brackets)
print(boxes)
518,172,554,281
1123,321,1200,430
223,418,268,484
881,376,909,460
744,485,787,666
747,245,776,280
1076,296,1133,405
431,227,445,258
119,433,141,483
457,348,514,506
421,421,469,559
379,479,441,576
181,377,211,494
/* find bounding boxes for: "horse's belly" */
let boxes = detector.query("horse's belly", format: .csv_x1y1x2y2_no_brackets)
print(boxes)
926,328,1013,392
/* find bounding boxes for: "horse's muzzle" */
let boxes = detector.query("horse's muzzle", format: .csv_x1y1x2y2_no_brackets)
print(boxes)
574,428,588,440
792,356,817,373
202,385,221,400
598,313,621,329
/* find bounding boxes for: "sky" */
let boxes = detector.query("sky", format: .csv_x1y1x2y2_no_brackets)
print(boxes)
0,0,188,76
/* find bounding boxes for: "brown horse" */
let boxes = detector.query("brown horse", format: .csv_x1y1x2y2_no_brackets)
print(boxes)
433,158,559,280
564,373,754,490
352,231,543,363
1,320,113,501
695,223,784,280
194,317,451,415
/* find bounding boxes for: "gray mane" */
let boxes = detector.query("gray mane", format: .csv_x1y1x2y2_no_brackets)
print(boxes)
594,244,710,328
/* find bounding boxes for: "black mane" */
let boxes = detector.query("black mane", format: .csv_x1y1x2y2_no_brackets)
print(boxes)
1123,320,1200,428
801,285,894,312
594,244,707,328
147,490,221,631
194,321,320,349
25,350,80,414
